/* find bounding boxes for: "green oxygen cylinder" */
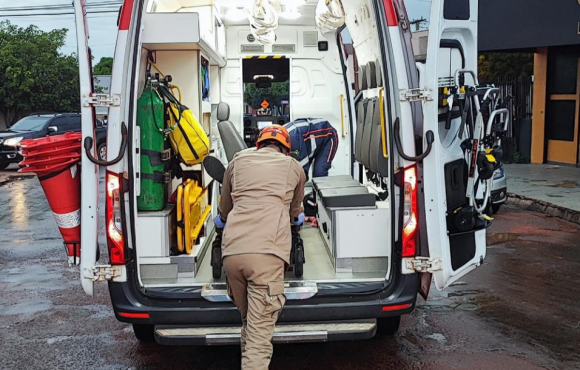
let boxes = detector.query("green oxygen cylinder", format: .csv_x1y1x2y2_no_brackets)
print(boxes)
137,83,167,211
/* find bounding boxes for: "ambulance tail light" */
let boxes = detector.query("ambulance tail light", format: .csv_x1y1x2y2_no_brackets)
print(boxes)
106,171,125,264
402,165,418,258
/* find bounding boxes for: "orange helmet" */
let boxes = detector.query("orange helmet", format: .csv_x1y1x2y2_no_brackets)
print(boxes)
256,125,292,153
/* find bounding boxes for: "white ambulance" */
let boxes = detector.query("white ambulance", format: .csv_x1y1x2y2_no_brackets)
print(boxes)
74,0,506,344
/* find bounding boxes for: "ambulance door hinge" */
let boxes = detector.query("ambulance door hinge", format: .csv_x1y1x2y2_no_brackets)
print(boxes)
405,257,442,273
399,88,433,102
85,265,123,282
82,94,121,108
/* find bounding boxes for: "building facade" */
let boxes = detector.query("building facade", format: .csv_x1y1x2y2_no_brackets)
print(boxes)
479,0,580,165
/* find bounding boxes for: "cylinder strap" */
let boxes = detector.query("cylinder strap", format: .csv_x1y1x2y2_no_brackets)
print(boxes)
141,148,171,167
141,171,171,184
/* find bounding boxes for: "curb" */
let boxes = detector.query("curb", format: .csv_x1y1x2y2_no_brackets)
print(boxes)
507,193,580,225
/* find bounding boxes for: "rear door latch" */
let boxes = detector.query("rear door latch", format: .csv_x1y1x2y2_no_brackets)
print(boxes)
405,257,442,273
82,94,121,108
85,265,123,282
399,88,433,102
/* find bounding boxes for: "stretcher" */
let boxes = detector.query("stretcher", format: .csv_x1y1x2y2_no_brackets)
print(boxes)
176,179,211,254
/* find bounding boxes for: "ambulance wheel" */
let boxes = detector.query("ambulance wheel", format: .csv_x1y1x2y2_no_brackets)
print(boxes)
212,247,222,279
294,246,304,278
133,324,155,343
377,316,401,335
97,143,107,161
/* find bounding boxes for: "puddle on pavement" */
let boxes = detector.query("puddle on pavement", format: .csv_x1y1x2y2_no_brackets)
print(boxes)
425,333,447,344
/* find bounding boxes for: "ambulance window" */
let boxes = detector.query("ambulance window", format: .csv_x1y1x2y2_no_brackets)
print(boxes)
242,58,290,147
444,0,470,20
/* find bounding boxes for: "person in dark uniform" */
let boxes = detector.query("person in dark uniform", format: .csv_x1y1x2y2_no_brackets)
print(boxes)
285,118,339,179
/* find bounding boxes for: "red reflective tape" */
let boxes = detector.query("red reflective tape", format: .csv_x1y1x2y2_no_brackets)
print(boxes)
119,0,135,30
383,0,398,27
119,312,150,319
382,303,412,312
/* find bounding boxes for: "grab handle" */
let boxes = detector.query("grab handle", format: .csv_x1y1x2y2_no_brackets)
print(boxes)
84,121,128,166
394,118,434,162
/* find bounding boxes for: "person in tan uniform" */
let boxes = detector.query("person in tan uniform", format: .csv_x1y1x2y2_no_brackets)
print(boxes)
215,125,306,370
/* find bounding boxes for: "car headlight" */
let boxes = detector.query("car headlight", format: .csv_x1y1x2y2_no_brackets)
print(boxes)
493,166,505,180
0,138,4,145
4,137,24,147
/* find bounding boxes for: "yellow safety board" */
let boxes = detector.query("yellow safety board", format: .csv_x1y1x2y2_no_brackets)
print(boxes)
176,180,211,255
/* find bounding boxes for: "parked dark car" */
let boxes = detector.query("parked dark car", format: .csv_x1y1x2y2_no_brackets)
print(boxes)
0,113,107,170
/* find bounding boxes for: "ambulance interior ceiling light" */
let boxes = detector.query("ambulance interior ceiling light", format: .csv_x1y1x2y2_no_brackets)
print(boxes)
280,6,302,19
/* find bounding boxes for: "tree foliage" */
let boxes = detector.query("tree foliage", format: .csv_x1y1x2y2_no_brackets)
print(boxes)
93,56,113,75
0,21,80,126
479,52,534,82
244,81,289,109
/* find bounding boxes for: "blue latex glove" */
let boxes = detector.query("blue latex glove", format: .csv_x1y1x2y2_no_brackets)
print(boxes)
293,212,305,226
214,214,226,229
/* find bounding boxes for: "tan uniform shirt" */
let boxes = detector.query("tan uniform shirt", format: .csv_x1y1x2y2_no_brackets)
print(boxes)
219,147,306,264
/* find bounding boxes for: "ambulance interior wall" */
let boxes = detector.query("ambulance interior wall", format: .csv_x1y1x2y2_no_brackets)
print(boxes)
221,25,352,175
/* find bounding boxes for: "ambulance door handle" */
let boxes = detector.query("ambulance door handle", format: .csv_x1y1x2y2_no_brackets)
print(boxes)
393,118,434,163
84,122,128,166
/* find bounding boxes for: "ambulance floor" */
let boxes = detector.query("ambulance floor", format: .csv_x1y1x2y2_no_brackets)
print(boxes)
141,225,387,287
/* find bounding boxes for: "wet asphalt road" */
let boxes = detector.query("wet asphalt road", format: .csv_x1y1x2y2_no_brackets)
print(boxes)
1,167,579,370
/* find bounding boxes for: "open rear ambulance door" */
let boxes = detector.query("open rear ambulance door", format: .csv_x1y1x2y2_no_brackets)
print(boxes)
73,0,99,296
419,0,485,291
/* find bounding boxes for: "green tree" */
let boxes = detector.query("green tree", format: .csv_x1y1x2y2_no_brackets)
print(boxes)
93,56,113,75
244,81,289,109
479,52,534,82
0,21,80,126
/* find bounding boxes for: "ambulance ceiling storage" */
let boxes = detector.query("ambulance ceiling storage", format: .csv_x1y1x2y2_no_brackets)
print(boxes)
144,2,227,67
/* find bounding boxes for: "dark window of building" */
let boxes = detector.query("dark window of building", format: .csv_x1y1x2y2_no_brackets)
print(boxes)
444,0,470,20
546,100,576,142
547,51,578,95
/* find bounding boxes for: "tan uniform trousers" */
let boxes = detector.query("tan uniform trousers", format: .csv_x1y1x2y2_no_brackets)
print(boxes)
224,254,286,370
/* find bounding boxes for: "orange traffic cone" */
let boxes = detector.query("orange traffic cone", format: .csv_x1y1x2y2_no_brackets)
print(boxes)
37,164,82,265
19,133,83,266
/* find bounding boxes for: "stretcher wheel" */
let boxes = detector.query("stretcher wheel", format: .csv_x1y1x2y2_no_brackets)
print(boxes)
294,244,304,278
212,247,222,279
211,228,223,279
291,226,305,278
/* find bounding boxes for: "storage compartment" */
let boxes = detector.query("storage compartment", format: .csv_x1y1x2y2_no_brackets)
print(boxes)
142,11,226,66
316,195,390,274
136,205,177,258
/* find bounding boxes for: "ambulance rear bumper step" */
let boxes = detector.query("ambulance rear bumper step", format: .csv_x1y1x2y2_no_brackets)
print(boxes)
201,281,318,302
154,319,377,345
